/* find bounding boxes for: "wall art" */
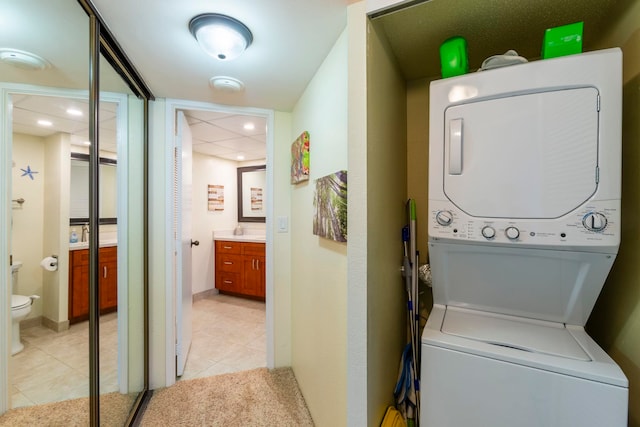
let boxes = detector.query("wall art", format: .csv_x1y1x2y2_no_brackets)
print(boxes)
313,170,347,242
291,131,310,184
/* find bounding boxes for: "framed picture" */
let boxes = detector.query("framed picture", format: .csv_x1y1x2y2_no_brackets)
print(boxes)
207,184,224,211
313,170,347,242
291,131,310,184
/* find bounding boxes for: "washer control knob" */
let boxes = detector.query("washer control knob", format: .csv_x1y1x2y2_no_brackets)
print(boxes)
481,226,496,239
582,212,607,232
505,226,520,240
435,210,453,226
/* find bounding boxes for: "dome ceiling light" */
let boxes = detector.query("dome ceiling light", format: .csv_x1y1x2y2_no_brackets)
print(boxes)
189,13,253,61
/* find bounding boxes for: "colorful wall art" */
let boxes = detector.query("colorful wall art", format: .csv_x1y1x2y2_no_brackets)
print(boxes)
207,184,224,211
313,170,347,242
291,131,310,184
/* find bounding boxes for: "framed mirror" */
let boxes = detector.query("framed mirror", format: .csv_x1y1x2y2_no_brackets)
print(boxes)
70,153,117,224
237,165,266,223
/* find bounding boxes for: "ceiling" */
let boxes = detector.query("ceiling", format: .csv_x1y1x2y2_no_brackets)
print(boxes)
2,0,351,161
2,0,628,160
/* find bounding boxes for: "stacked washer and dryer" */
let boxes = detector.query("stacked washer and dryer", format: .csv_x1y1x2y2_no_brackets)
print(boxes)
421,48,629,426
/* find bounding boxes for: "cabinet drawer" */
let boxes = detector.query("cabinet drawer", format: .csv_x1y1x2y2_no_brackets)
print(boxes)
215,240,242,254
216,254,243,273
216,272,240,292
242,242,265,256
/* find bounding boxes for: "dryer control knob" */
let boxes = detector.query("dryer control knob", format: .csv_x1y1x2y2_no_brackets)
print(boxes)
582,212,607,232
435,210,453,226
505,226,520,240
481,226,496,239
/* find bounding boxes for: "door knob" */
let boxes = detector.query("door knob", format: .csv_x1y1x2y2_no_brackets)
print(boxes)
191,240,200,247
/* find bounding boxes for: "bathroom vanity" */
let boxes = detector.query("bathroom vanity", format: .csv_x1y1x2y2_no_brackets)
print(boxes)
215,239,265,299
68,244,118,323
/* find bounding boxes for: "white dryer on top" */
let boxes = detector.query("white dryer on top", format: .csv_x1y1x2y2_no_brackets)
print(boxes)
421,48,628,426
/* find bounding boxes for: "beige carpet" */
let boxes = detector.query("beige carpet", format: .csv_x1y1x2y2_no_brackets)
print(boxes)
0,368,314,426
140,368,314,426
0,392,136,427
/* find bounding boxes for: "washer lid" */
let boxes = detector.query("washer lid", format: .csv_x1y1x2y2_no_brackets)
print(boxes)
11,294,31,310
442,306,590,361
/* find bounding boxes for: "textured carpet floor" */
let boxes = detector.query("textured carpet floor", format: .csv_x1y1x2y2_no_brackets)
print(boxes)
0,368,313,426
0,392,136,427
140,368,314,426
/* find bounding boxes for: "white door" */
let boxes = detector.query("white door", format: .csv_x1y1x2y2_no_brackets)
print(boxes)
175,111,193,376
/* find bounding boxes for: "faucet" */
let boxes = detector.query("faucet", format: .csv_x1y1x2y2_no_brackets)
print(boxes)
81,223,89,242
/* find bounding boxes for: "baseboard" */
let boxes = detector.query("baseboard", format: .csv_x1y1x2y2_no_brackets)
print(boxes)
193,288,218,302
41,316,70,332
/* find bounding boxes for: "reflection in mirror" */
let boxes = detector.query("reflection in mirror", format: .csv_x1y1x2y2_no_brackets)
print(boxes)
0,0,149,423
70,153,118,223
99,52,146,421
1,0,91,414
237,165,266,223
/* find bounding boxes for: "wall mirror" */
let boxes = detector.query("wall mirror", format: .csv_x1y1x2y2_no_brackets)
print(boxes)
237,165,266,223
70,153,117,224
0,0,152,424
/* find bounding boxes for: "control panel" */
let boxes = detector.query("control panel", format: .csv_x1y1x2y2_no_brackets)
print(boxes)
428,199,620,248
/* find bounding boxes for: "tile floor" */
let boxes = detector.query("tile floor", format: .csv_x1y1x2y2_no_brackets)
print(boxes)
10,293,266,408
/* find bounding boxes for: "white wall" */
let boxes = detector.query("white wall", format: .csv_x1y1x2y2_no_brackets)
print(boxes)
191,152,240,295
11,134,45,320
290,24,349,427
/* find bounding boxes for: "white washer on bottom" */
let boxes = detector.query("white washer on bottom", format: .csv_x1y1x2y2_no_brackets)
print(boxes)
421,305,628,427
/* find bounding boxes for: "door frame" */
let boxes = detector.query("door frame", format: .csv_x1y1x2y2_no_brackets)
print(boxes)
0,83,130,412
162,98,275,384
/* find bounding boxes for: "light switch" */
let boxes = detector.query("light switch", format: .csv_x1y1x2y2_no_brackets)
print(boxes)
277,216,289,233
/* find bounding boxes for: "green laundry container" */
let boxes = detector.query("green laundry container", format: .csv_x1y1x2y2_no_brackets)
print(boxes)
440,36,469,78
542,22,583,59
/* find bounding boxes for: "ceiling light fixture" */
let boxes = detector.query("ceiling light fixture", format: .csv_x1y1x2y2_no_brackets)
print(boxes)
243,122,255,131
189,13,253,61
37,119,52,126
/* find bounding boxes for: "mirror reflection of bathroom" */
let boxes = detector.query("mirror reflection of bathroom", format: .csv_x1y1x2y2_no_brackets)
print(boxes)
9,92,123,408
177,109,268,380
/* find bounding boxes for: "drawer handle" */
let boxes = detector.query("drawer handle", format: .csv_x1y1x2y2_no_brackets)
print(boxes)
103,266,107,278
223,246,233,249
224,261,233,265
224,280,233,284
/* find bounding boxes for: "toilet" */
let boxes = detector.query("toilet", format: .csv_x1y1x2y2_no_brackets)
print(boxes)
10,261,39,355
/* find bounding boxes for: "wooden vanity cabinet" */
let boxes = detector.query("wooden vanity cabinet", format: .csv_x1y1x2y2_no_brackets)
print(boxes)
215,240,265,299
68,246,118,323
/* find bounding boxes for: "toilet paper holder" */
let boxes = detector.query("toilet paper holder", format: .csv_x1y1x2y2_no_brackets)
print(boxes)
40,255,58,271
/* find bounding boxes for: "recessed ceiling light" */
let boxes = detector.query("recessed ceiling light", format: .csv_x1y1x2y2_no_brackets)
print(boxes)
237,154,245,160
83,141,91,146
37,119,52,126
66,108,83,116
243,122,255,131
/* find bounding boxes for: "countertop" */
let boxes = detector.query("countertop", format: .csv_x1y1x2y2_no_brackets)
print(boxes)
213,233,265,244
69,240,118,251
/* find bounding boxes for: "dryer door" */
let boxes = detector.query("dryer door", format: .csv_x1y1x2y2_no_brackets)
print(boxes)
444,87,599,219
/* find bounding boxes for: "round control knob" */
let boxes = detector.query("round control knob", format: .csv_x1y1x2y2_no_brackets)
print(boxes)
582,212,607,232
505,226,520,240
481,226,496,239
435,210,453,226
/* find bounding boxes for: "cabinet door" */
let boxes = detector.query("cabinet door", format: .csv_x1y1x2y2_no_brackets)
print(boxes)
99,246,118,311
242,255,265,298
69,250,90,320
